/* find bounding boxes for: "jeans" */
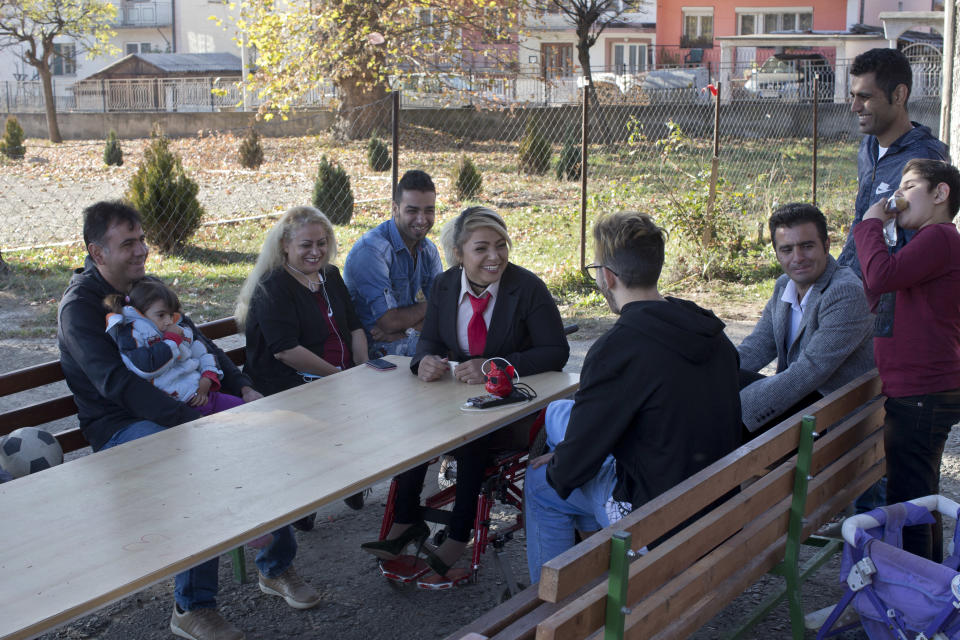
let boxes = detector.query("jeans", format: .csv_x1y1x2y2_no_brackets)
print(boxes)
102,420,298,610
883,390,960,562
524,400,624,584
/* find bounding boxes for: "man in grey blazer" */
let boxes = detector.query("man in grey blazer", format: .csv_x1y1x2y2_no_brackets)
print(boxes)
738,203,874,436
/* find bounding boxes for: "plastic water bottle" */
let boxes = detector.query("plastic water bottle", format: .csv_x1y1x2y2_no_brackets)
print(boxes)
883,196,908,247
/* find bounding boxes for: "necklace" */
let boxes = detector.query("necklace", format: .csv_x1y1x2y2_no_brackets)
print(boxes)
285,263,321,292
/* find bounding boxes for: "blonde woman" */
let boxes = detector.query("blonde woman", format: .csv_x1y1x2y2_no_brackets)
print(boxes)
360,206,568,588
236,206,369,515
236,206,367,395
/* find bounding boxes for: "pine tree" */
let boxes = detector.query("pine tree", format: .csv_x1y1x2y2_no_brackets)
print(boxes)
103,130,123,166
366,133,391,172
556,131,581,181
238,126,264,170
454,155,482,200
312,155,354,225
518,118,551,175
127,124,204,253
0,116,26,160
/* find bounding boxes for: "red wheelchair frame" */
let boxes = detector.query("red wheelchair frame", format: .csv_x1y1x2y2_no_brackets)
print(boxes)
375,410,547,592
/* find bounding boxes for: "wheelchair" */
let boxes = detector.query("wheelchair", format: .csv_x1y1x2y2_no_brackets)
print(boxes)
373,409,549,596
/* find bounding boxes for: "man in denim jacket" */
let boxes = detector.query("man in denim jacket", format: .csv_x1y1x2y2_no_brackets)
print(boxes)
837,47,949,279
344,170,443,358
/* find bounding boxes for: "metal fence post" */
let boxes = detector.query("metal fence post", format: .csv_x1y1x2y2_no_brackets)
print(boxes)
812,74,819,206
705,81,721,248
392,90,400,198
580,81,589,273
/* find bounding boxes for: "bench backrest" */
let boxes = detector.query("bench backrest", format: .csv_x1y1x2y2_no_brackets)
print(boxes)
537,370,884,640
0,317,244,454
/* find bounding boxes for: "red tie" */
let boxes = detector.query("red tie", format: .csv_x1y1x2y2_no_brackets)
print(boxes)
467,293,491,356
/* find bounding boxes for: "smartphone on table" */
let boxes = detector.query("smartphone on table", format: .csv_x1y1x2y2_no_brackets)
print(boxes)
365,358,397,371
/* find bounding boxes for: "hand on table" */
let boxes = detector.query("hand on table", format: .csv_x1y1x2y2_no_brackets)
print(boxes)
453,359,486,385
418,355,450,382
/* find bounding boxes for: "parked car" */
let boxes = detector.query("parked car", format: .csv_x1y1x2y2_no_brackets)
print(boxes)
743,53,835,102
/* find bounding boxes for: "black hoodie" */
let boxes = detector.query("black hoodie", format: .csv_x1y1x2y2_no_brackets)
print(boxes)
547,297,741,509
57,258,252,451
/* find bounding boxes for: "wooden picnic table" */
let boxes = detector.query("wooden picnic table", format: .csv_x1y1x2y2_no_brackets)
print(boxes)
0,356,579,640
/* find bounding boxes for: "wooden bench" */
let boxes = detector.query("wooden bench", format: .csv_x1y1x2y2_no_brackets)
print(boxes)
0,317,251,581
446,369,886,640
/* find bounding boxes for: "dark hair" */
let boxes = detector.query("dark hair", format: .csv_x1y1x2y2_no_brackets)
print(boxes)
769,203,829,249
104,276,181,317
83,200,141,249
394,170,435,203
593,211,666,288
904,158,960,218
851,47,912,103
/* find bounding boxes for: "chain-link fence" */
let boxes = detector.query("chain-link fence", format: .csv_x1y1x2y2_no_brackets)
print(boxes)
0,70,943,277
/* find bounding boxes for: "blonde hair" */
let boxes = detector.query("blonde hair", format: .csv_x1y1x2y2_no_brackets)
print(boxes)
235,206,337,329
593,211,667,288
439,206,512,268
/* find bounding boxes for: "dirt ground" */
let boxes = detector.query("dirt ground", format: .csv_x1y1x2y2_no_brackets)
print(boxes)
4,291,950,640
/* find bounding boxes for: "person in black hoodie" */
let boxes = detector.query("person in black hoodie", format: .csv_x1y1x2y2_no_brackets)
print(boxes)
524,211,742,583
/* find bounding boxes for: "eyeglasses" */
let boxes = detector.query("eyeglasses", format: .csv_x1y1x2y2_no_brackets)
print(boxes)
584,263,619,278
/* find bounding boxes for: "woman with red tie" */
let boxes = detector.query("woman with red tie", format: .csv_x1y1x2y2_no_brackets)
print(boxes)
360,206,569,588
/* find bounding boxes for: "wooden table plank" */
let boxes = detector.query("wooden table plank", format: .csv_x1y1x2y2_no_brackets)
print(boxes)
0,357,578,640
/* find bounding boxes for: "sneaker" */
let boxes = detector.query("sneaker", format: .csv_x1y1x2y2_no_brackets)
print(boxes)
258,565,321,609
170,605,245,640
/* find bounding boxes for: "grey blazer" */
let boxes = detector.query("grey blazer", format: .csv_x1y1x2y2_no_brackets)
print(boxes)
737,256,874,432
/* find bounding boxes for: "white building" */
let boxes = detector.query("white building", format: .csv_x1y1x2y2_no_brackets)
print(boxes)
520,0,657,78
0,0,241,100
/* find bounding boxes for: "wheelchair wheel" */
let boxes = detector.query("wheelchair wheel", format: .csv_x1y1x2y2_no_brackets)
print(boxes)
437,455,456,490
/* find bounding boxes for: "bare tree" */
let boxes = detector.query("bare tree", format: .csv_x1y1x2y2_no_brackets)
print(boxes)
0,0,117,143
548,0,645,101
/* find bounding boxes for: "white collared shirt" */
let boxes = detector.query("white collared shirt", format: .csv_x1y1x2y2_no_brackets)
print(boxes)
456,268,500,355
781,279,812,348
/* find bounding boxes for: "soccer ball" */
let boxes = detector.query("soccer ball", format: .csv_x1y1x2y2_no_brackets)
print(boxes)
0,427,64,478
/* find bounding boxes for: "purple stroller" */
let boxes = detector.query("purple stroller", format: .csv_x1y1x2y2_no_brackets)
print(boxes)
817,495,960,640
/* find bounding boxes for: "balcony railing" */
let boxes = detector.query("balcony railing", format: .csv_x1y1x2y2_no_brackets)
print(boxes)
114,1,172,28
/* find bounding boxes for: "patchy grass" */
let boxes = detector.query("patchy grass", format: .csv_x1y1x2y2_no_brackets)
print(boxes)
0,131,857,338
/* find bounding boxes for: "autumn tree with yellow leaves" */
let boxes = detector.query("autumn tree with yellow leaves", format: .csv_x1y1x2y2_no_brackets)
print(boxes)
230,0,523,138
0,0,118,143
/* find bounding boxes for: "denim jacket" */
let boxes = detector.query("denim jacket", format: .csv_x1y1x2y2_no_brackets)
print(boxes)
343,219,443,332
837,122,949,279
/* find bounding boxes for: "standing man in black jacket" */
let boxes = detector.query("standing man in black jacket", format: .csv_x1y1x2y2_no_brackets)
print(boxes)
58,201,320,640
524,211,742,583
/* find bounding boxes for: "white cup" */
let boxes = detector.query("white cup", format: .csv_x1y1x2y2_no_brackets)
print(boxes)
448,360,459,377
